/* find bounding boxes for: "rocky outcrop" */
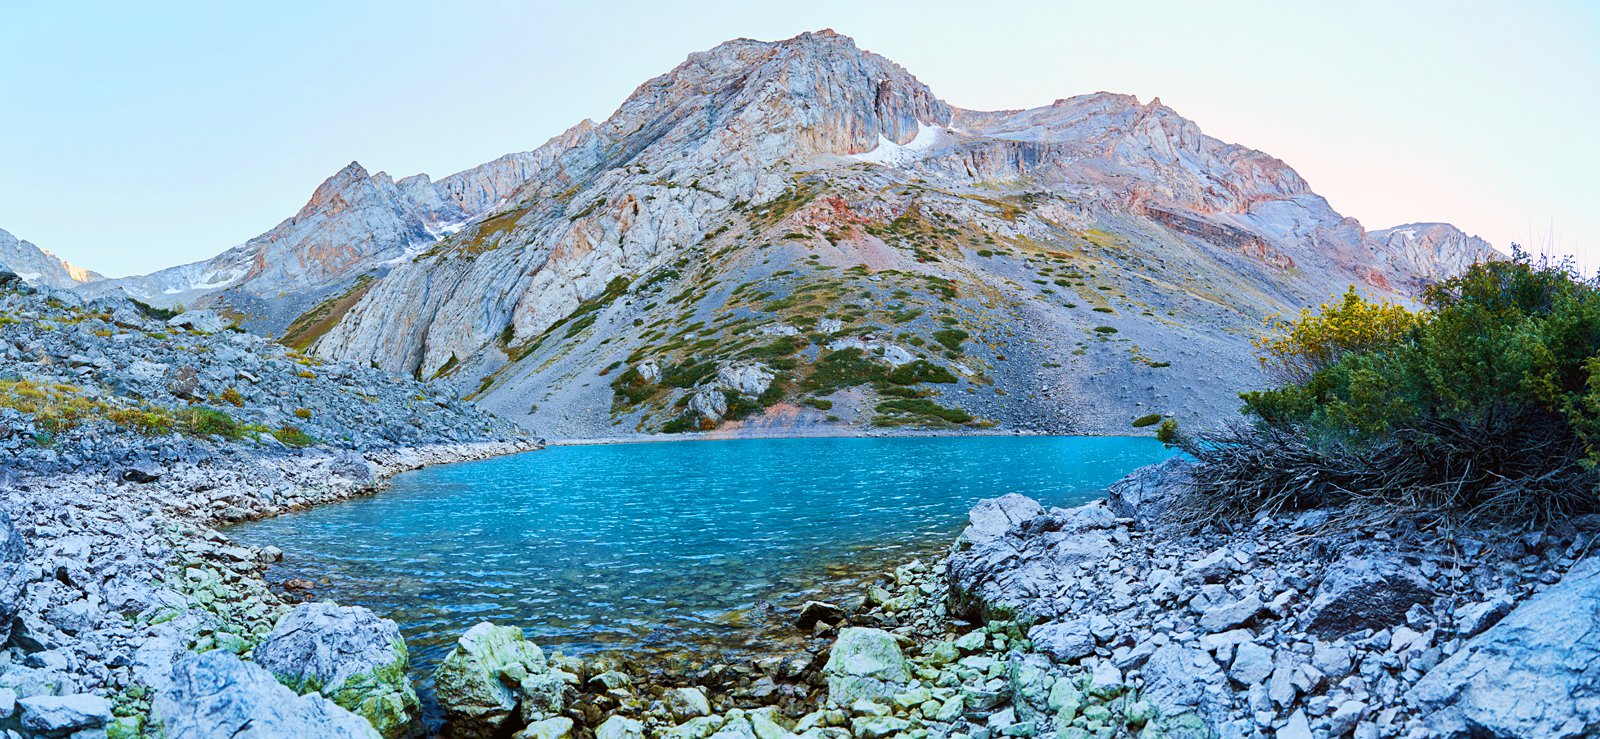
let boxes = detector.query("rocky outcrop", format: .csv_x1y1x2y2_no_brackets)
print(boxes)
946,495,1116,622
253,602,419,738
153,651,380,738
433,622,572,737
939,460,1600,737
1409,554,1600,737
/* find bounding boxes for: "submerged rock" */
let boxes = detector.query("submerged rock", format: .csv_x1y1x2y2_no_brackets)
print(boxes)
253,602,419,738
1409,555,1600,737
432,622,551,737
823,627,910,705
153,651,379,738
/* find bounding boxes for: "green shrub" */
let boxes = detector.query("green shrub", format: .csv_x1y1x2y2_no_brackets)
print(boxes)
1188,250,1600,525
887,360,958,385
176,407,247,440
932,329,969,352
875,398,973,426
1131,413,1163,428
272,425,316,447
805,348,886,394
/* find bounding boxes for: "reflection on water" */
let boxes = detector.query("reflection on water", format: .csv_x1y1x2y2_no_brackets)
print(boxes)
229,436,1176,674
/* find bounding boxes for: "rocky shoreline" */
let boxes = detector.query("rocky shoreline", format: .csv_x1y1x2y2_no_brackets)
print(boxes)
4,427,1594,737
385,460,1598,739
0,438,538,737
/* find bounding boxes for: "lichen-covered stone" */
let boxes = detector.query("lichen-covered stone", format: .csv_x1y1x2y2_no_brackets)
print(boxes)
253,602,419,738
432,622,549,737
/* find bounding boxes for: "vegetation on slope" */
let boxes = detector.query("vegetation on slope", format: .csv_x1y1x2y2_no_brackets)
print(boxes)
1170,250,1600,525
280,274,377,351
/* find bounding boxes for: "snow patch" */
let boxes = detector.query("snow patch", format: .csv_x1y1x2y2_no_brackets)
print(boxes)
14,272,41,284
850,123,948,166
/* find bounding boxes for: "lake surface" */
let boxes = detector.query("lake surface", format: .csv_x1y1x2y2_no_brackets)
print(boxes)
230,436,1176,672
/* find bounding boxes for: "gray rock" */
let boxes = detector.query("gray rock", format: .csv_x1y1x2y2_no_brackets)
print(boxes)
17,693,112,735
1106,458,1194,524
1409,555,1600,738
665,687,712,721
1141,644,1230,729
823,627,910,705
1199,595,1263,633
1028,620,1095,662
596,715,646,739
0,509,27,644
1303,554,1434,637
947,497,1116,621
1454,592,1514,638
1229,642,1274,686
253,602,419,738
167,310,227,333
797,601,845,630
962,494,1045,544
153,651,379,738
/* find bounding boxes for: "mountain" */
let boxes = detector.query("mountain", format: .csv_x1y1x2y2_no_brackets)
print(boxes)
1368,222,1496,285
86,30,1500,439
0,228,102,289
77,151,557,334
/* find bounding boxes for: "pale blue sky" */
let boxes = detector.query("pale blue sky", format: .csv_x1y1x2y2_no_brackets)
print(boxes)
2,1,1595,277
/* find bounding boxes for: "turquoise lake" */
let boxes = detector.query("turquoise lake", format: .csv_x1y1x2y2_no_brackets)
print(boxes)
229,436,1176,672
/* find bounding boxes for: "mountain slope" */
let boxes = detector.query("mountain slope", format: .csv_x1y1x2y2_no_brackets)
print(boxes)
144,31,1503,439
77,150,562,335
0,228,102,289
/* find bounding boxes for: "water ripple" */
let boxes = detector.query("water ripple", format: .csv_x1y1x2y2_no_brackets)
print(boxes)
230,436,1174,672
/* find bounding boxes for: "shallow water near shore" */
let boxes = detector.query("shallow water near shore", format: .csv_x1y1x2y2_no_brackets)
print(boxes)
229,435,1175,674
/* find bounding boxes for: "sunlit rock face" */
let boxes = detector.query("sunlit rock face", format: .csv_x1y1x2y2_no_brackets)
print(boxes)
0,228,101,289
74,30,1500,438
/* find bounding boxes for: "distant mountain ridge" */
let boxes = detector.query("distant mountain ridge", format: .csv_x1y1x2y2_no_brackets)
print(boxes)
0,227,102,290
44,30,1499,438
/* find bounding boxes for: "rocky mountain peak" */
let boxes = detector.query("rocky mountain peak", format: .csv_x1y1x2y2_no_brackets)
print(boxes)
598,29,951,177
0,227,102,289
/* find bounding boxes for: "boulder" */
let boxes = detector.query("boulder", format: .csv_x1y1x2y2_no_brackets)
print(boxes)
514,716,574,739
1409,555,1600,737
253,602,419,738
1106,458,1194,524
665,686,712,721
17,693,112,735
716,362,775,397
596,715,646,739
688,387,728,420
962,494,1045,544
1302,554,1433,637
797,601,845,630
431,622,549,737
167,310,227,334
1028,620,1095,662
947,497,1116,621
1139,644,1231,730
0,509,27,644
823,627,910,705
153,651,379,738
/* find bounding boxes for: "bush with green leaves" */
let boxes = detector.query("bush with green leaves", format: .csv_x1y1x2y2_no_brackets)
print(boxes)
1181,250,1600,525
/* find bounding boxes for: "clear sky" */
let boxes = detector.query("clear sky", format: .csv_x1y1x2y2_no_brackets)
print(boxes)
2,1,1596,277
